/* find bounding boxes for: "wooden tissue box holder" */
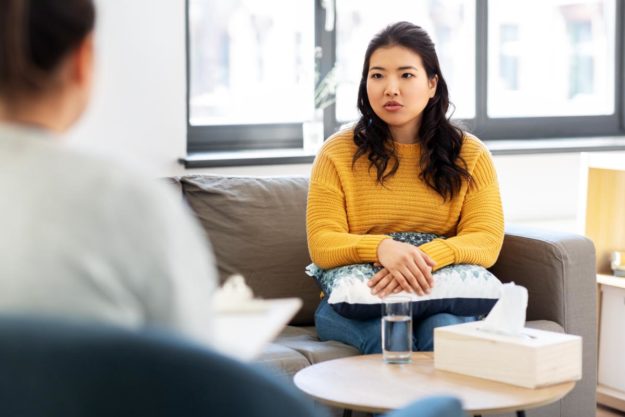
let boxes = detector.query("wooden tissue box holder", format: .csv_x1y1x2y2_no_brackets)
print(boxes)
434,321,582,388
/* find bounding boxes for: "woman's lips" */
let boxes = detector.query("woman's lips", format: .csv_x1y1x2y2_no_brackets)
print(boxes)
384,103,403,112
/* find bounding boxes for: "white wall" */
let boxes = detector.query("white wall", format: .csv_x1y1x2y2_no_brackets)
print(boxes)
66,0,623,228
68,0,187,175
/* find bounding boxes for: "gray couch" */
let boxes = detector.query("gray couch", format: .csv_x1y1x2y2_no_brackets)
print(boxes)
170,174,597,417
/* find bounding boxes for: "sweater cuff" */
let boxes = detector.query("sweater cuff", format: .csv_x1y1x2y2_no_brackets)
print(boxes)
419,239,455,271
356,235,389,263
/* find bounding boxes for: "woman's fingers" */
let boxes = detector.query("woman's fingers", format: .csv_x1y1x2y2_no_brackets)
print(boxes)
389,270,414,293
372,270,411,295
373,267,428,296
396,265,419,295
378,279,400,298
371,269,432,298
403,262,430,295
413,254,434,289
422,251,436,268
368,268,388,288
369,268,392,294
419,251,436,286
375,239,437,295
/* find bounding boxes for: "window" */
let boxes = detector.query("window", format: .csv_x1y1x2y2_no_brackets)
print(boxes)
185,0,623,164
487,0,614,118
497,24,520,91
187,0,314,151
188,0,314,126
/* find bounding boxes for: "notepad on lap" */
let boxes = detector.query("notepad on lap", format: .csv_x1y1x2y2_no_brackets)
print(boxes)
211,275,302,361
212,297,302,361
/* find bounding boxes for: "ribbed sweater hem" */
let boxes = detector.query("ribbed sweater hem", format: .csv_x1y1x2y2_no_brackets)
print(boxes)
419,239,456,271
356,235,389,263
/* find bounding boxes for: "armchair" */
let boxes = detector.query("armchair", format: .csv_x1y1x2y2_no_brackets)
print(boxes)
0,315,463,417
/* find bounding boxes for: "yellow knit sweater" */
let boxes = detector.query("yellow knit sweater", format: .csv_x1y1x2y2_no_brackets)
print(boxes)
306,129,504,271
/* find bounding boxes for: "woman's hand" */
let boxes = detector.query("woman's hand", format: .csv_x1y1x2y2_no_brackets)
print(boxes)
367,267,400,298
368,239,436,297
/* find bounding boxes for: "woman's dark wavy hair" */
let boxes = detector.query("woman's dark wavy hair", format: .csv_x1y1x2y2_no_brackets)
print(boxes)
352,21,471,201
0,0,95,100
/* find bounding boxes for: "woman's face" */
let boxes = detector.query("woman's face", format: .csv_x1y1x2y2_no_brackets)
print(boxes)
366,45,437,133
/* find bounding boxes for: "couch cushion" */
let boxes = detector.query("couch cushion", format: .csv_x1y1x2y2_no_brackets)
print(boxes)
276,326,360,365
179,175,321,325
255,342,311,379
525,320,564,333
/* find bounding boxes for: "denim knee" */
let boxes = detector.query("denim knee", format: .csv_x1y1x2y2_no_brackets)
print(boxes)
315,298,382,354
414,313,477,352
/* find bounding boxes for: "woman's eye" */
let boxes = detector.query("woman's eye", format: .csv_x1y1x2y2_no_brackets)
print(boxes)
370,73,383,79
402,73,415,79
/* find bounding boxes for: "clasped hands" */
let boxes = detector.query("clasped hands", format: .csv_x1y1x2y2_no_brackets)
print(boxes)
368,238,435,298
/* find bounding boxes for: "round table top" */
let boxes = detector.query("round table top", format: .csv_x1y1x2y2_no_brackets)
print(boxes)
293,353,575,415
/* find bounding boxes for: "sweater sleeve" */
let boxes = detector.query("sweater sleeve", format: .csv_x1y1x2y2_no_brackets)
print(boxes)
306,150,388,269
419,148,505,270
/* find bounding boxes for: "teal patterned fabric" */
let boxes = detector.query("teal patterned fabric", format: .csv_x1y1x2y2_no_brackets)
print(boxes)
306,232,502,320
307,232,440,295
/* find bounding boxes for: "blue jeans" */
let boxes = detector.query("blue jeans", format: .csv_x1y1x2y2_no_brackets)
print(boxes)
315,297,477,353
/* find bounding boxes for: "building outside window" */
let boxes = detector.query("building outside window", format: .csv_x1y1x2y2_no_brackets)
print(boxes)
188,0,315,126
488,0,614,118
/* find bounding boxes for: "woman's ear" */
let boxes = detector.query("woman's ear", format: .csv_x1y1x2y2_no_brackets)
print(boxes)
71,33,95,89
428,75,438,98
60,33,94,130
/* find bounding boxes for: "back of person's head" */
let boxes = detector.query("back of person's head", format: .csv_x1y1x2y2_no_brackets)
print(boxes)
0,0,95,104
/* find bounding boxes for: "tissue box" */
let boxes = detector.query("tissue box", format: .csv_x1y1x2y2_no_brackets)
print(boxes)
434,321,582,388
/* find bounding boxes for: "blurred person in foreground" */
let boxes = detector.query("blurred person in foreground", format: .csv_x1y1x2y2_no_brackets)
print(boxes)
0,0,217,346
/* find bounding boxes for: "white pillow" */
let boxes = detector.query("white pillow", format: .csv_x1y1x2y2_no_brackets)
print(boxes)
306,232,502,320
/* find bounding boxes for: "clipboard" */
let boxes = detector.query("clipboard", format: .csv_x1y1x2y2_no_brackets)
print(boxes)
212,297,302,361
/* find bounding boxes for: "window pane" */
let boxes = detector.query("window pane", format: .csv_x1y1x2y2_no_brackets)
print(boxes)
335,0,476,122
488,0,615,118
188,0,314,126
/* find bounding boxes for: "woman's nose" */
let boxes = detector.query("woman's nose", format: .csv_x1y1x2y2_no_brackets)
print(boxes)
384,81,399,96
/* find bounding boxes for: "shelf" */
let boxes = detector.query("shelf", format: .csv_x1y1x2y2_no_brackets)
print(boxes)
581,163,625,274
583,156,625,412
598,384,625,410
597,274,625,290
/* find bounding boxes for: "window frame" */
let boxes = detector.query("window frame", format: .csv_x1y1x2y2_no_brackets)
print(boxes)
185,0,625,160
184,0,317,153
469,0,624,140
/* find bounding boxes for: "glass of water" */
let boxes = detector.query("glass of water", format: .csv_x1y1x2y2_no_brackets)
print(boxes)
381,295,412,364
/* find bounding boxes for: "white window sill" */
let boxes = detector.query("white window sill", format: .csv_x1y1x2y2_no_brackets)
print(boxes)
180,136,625,168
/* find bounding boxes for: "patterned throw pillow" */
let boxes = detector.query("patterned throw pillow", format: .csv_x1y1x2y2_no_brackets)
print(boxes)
306,232,502,320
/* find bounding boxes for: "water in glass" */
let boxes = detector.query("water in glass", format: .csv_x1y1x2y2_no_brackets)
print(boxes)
382,314,412,363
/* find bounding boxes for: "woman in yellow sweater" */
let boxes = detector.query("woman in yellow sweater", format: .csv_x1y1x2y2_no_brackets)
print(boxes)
306,22,504,353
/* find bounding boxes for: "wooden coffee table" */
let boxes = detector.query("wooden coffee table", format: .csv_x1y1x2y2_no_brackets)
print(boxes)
294,353,575,417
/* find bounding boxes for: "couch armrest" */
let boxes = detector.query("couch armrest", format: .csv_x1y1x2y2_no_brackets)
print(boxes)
489,225,597,417
163,177,183,198
489,225,596,329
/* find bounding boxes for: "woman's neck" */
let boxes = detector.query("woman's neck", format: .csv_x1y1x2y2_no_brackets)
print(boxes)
0,95,69,133
389,120,420,144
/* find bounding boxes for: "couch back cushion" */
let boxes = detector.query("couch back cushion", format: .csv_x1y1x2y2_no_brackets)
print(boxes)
178,175,319,325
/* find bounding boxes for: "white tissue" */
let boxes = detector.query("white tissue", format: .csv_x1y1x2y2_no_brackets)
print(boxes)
212,274,266,313
480,282,528,336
